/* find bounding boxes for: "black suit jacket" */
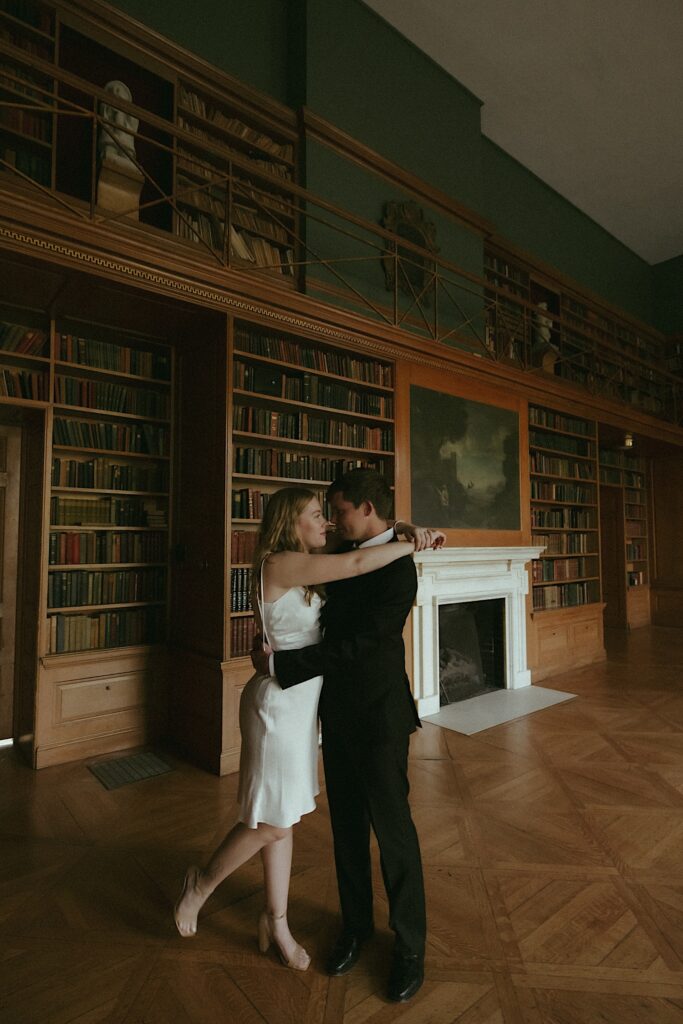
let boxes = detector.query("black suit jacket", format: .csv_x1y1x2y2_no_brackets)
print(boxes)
273,554,420,742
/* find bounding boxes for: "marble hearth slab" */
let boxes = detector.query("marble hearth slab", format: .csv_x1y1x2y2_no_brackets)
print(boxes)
422,685,576,736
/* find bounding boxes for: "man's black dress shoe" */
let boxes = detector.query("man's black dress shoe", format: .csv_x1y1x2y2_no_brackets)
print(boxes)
325,931,372,976
387,950,424,1002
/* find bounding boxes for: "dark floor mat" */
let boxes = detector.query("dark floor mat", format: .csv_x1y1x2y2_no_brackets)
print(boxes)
88,751,174,790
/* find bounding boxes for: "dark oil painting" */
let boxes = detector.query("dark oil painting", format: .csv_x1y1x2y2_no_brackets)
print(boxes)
410,385,520,529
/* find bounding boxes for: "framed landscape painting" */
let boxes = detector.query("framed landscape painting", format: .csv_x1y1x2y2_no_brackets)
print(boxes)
410,384,520,530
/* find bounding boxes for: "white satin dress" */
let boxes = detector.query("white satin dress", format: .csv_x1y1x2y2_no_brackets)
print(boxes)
237,587,323,829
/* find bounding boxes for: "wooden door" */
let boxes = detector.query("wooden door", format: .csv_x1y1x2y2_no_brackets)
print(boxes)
600,484,626,629
0,426,21,738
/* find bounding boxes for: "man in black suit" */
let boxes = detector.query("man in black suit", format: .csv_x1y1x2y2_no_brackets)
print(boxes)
253,469,442,1002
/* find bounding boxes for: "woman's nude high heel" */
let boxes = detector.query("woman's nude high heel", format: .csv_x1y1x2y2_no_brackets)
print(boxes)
257,910,311,971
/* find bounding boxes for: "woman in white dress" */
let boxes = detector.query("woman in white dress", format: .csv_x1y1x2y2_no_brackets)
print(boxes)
174,486,415,970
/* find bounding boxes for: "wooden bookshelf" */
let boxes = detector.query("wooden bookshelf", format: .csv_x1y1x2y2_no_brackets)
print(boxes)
47,321,173,655
174,81,297,278
529,405,601,612
599,446,650,629
0,0,55,189
228,319,396,658
484,245,671,418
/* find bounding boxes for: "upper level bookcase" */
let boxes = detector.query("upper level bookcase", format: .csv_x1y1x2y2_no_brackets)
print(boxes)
485,246,672,420
529,404,601,612
0,0,56,189
0,0,299,274
175,81,297,279
228,319,395,658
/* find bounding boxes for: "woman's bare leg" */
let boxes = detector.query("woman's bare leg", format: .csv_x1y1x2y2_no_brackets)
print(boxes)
260,830,310,968
174,820,287,936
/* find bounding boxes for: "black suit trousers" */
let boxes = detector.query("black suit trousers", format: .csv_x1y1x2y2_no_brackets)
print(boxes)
322,722,426,957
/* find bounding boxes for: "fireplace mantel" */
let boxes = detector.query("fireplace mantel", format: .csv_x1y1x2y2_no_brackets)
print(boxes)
411,547,544,717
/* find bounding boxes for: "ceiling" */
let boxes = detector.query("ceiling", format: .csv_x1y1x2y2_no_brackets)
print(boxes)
363,0,683,266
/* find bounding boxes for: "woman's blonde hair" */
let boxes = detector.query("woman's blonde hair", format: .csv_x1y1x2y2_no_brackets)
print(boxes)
251,487,325,614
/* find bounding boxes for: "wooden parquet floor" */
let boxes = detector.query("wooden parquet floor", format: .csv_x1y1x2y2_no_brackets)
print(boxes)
3,626,683,1023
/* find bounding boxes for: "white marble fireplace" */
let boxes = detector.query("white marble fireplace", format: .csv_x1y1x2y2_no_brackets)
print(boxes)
411,546,544,717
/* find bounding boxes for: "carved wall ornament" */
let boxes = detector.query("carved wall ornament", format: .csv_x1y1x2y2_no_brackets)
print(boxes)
381,200,439,305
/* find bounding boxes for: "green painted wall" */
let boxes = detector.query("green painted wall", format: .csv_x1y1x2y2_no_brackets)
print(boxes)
303,139,485,350
481,139,653,325
304,0,482,212
107,0,665,337
653,256,683,334
108,0,289,102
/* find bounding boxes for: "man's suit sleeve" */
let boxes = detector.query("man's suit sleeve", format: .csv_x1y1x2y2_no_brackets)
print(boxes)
274,558,416,689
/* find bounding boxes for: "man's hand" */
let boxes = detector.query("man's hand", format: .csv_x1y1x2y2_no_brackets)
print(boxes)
396,522,446,552
250,641,273,675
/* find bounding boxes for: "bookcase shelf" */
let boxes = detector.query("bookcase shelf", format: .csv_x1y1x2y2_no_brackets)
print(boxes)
599,447,650,591
228,318,396,658
46,321,173,655
529,404,601,612
0,0,55,188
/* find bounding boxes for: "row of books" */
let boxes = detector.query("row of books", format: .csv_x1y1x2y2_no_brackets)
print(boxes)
233,406,394,451
0,365,48,399
532,532,597,555
532,581,600,611
51,457,168,492
531,508,596,529
625,522,646,539
530,481,595,504
49,530,167,566
623,470,645,487
231,488,271,520
57,334,170,380
0,321,47,355
239,232,294,274
230,568,253,612
47,568,166,608
55,375,169,419
0,141,50,185
484,255,529,286
231,529,258,564
233,361,393,418
50,496,164,527
230,614,257,658
529,408,594,437
46,606,164,655
628,570,646,587
233,204,289,244
177,86,294,163
177,204,225,251
600,467,622,485
0,56,51,100
235,329,393,387
625,503,646,519
624,487,644,501
54,416,169,456
0,106,51,142
530,429,594,458
531,557,597,582
626,543,646,561
232,446,391,480
530,453,595,480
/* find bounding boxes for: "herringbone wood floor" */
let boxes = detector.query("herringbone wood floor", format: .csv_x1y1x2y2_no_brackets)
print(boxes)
3,627,683,1023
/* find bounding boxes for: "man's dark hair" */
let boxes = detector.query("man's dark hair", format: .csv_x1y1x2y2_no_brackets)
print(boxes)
327,468,393,520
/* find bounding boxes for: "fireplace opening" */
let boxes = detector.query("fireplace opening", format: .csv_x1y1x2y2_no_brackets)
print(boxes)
438,599,505,705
